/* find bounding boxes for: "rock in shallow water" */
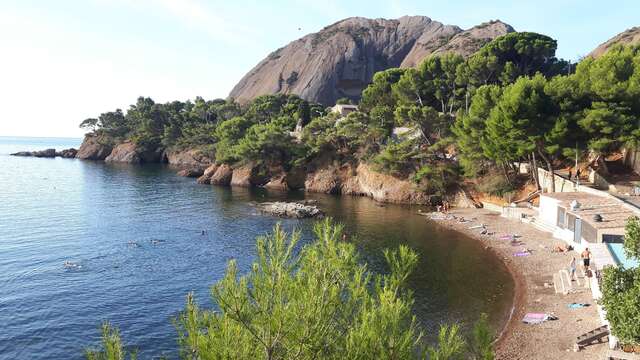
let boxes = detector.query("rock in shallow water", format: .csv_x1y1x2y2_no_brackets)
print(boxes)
256,201,324,219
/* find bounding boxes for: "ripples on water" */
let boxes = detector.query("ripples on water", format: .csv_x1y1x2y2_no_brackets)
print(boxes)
0,137,514,359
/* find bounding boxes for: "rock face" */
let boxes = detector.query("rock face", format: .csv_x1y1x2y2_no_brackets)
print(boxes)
210,164,234,185
304,162,430,204
256,202,324,218
177,168,204,178
103,141,163,164
57,148,78,158
76,135,113,160
105,142,140,163
163,149,213,168
590,26,640,58
229,16,513,105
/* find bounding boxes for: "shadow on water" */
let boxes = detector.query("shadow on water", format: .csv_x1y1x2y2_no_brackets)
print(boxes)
0,145,513,359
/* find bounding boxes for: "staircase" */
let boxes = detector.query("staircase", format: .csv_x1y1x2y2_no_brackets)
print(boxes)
528,216,556,234
553,269,587,295
574,325,609,351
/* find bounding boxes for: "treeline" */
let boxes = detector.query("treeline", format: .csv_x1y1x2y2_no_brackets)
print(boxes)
82,32,640,197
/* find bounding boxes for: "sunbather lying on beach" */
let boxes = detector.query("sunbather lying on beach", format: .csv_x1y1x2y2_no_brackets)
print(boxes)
552,244,573,253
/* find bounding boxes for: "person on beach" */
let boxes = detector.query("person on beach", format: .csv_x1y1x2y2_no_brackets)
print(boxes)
569,257,577,281
581,247,591,271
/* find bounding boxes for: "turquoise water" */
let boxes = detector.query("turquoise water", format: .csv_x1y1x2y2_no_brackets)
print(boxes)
0,136,514,359
606,243,639,268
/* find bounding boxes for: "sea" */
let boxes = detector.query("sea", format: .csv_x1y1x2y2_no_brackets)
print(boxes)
0,136,514,359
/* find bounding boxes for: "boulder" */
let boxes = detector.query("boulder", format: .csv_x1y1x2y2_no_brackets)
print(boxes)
163,149,213,168
177,168,204,178
230,165,253,187
56,148,78,158
256,201,324,218
210,164,233,186
76,134,113,160
34,148,57,158
230,164,270,187
105,142,141,163
196,164,219,184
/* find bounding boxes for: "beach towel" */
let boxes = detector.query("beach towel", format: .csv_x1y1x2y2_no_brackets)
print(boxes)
522,313,557,324
567,303,589,309
514,252,530,257
468,224,484,230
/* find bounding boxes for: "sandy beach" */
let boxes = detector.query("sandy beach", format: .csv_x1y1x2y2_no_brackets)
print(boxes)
427,208,607,360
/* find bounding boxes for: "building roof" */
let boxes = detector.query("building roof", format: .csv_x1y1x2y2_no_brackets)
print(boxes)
541,192,637,230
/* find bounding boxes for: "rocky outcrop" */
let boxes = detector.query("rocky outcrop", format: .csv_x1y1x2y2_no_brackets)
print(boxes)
105,142,140,163
57,148,78,158
303,162,430,204
429,20,514,58
177,168,204,178
256,201,324,218
12,148,78,158
210,164,234,185
11,148,57,158
229,16,513,105
163,149,213,168
196,164,219,184
76,135,113,160
104,141,163,164
590,26,640,58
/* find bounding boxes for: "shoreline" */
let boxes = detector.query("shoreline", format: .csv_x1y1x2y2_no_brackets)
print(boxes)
426,208,607,360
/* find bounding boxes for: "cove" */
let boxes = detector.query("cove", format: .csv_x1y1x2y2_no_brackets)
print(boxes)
0,137,514,359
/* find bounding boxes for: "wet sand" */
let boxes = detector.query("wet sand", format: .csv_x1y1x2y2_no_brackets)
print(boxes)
427,208,607,360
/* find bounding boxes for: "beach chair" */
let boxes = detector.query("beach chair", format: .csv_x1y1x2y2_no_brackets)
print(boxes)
574,325,609,351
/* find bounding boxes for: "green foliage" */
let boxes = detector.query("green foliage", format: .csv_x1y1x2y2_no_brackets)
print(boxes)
624,216,640,263
461,32,563,88
475,174,516,198
600,265,640,346
469,313,494,360
336,97,353,105
360,68,406,111
425,324,466,360
373,138,420,176
85,323,137,360
601,216,640,346
413,163,460,196
85,221,497,359
176,219,423,359
452,85,502,177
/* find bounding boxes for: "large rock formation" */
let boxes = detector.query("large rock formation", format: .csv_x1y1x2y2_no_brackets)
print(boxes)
400,20,514,67
229,16,513,105
76,135,113,160
304,162,430,204
590,26,640,58
105,142,141,163
163,149,213,169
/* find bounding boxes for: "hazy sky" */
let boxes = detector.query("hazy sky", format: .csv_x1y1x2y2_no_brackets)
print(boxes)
1,0,638,137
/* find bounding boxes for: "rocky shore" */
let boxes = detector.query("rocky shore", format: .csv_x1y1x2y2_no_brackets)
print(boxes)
11,148,77,158
428,208,607,360
11,134,474,206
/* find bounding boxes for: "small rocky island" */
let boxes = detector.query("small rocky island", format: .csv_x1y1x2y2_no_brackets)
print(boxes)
11,148,78,158
255,201,324,218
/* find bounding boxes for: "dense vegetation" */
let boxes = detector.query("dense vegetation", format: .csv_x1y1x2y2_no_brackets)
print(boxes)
601,216,640,346
82,31,640,199
86,220,495,359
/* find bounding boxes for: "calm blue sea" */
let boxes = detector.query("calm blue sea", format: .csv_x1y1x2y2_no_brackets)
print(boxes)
0,136,513,359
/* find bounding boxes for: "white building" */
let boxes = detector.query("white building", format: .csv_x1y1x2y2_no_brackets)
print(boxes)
330,104,358,117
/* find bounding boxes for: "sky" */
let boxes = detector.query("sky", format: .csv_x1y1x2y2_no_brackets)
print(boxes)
1,0,639,137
